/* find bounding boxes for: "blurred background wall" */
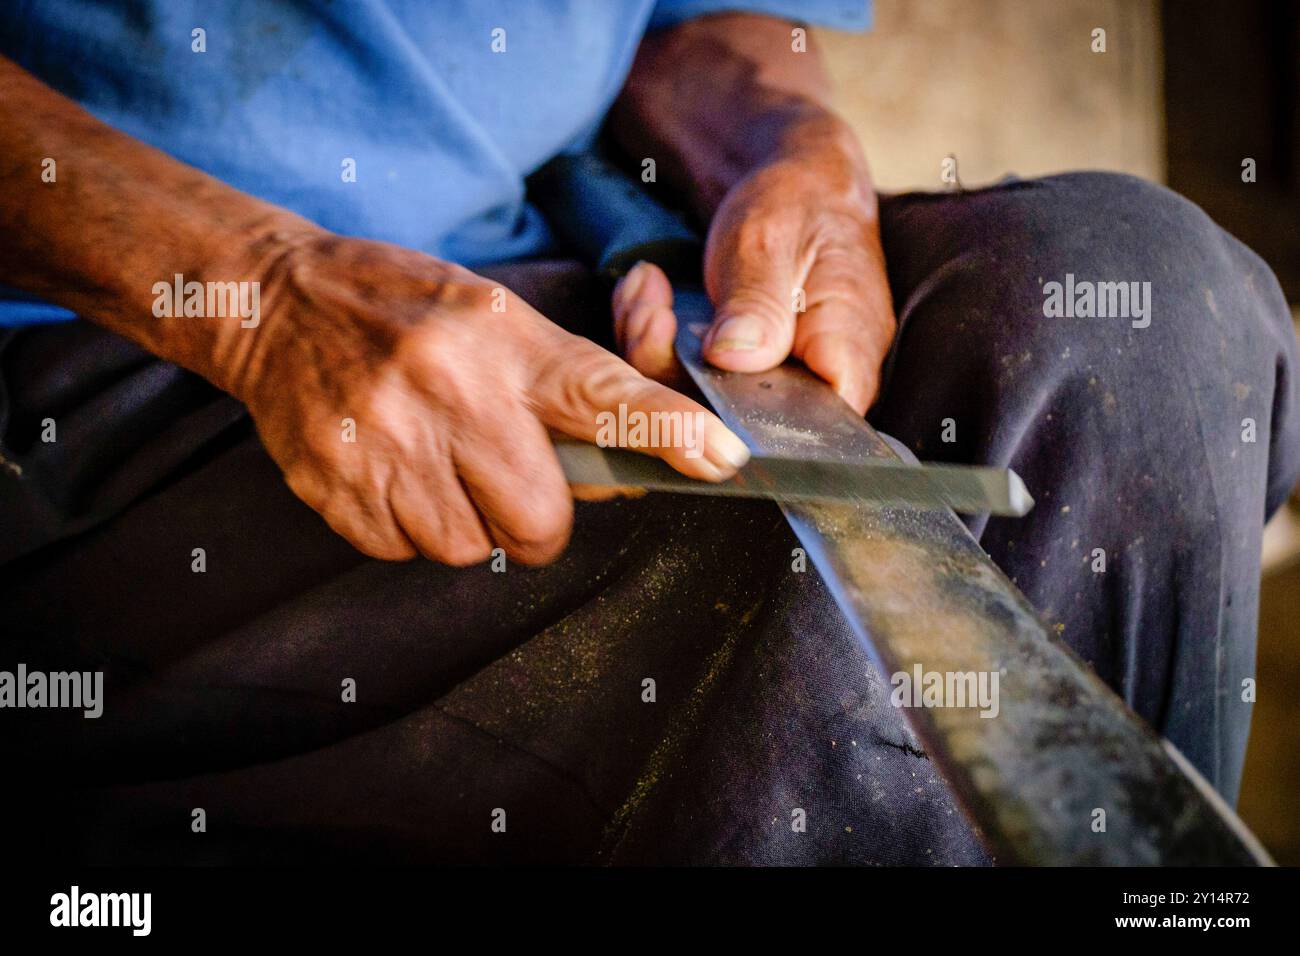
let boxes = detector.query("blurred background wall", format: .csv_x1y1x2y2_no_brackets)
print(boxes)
821,0,1164,190
814,0,1300,862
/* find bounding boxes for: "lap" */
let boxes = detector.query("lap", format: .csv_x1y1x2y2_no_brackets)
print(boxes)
874,172,1300,798
874,172,1300,512
7,173,1292,855
0,264,983,865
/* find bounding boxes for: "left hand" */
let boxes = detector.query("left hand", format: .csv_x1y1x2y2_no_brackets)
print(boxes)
612,137,897,416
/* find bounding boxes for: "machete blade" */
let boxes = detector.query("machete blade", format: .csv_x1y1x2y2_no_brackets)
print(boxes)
671,286,1272,866
527,150,1272,866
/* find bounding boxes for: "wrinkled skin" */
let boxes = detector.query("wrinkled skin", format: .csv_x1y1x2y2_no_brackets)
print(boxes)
613,142,896,417
242,122,897,565
0,11,896,567
240,234,750,565
608,14,897,419
236,89,898,567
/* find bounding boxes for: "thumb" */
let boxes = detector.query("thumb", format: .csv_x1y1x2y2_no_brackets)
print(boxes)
531,335,751,482
702,228,799,373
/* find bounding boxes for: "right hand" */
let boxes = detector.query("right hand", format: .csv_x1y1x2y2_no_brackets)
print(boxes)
230,232,750,565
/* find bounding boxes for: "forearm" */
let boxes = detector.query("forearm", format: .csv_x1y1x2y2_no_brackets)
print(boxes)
609,13,874,221
0,55,317,396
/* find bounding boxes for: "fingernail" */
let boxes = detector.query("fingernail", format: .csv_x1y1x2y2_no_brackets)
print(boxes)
709,316,764,352
707,425,751,474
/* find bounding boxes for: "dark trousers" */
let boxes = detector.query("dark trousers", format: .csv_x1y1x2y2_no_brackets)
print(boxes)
2,172,1296,864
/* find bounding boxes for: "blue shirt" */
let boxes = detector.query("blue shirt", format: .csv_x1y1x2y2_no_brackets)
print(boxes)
0,0,868,325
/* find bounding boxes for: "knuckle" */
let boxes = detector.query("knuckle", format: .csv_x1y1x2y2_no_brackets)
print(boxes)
809,206,875,248
397,329,494,409
718,287,793,329
551,346,640,414
427,270,499,313
731,213,789,260
506,538,568,566
294,417,348,468
434,537,494,567
282,462,326,509
283,463,360,532
498,501,572,565
617,301,660,352
361,536,418,562
340,518,417,561
389,322,455,373
393,481,492,567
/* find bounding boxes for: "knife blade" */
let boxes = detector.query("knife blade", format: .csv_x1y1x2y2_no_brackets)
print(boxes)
555,438,1033,516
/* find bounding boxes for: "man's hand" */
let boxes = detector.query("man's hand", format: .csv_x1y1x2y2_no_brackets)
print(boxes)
613,130,895,415
0,56,752,567
608,14,896,417
237,234,750,564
